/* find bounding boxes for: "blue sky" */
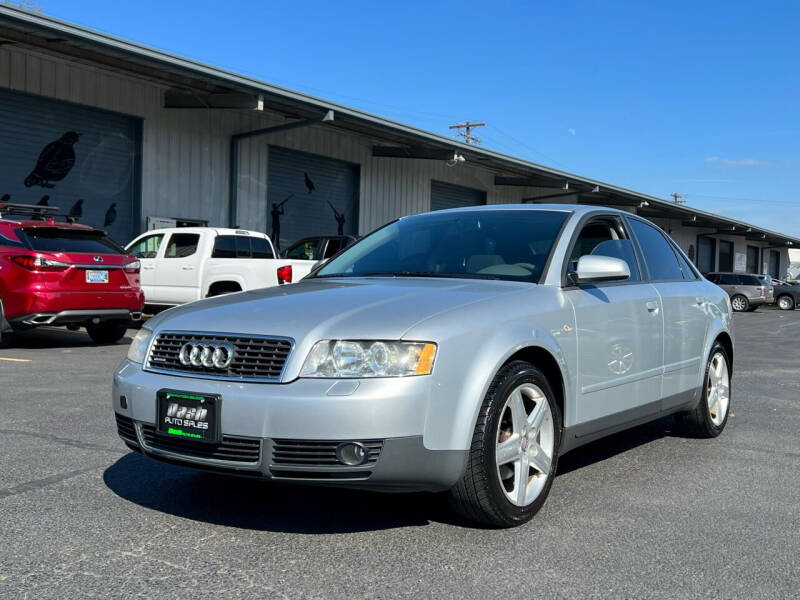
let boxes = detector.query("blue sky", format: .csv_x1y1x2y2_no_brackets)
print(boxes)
34,0,800,235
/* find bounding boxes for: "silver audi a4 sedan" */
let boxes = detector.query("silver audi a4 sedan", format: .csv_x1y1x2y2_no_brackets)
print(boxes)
114,205,733,527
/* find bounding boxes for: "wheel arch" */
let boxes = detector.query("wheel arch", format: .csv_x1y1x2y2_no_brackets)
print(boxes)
714,330,734,375
205,279,244,297
501,346,566,431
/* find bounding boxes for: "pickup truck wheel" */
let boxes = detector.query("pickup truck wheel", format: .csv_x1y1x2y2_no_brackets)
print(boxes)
676,342,731,438
207,282,242,297
777,295,795,310
448,361,561,528
86,320,130,344
730,295,749,312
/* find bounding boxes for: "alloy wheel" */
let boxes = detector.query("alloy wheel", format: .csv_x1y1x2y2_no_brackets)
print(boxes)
731,296,747,311
707,352,730,426
495,383,554,507
778,296,793,310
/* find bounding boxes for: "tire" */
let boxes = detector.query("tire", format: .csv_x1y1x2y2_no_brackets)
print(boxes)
448,361,562,528
730,295,749,312
777,295,795,311
0,299,13,349
675,342,731,438
86,320,129,344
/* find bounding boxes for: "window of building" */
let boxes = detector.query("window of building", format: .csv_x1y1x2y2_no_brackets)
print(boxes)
746,246,760,274
718,240,734,272
697,237,716,274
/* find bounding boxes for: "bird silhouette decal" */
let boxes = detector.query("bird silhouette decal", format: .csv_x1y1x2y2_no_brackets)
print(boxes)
104,202,117,227
0,193,10,204
68,199,83,222
304,172,316,194
24,131,81,188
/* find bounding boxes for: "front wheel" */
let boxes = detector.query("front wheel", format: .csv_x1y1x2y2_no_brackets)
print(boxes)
676,342,731,438
86,320,129,344
449,361,561,527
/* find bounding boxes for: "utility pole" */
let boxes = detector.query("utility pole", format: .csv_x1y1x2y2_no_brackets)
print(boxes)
449,121,485,145
670,192,686,204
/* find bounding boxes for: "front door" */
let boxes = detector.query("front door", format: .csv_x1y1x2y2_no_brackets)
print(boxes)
565,216,664,427
126,232,165,300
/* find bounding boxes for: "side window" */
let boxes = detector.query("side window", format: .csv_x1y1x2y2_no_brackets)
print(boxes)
628,219,684,281
673,247,698,280
251,237,274,259
719,274,737,285
164,233,199,259
569,218,640,282
706,273,719,283
127,234,164,259
324,238,343,259
211,235,236,258
285,239,319,260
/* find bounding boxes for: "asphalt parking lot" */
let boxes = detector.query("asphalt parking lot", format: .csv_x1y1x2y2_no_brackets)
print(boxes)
1,309,799,599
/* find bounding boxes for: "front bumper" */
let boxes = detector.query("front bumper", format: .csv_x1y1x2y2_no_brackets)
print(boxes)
113,361,466,492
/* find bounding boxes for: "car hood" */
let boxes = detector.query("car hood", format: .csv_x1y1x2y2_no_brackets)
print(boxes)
147,277,528,341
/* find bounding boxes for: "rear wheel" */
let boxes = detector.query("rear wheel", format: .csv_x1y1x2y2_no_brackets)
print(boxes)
730,295,749,312
777,295,795,310
676,342,731,438
86,320,129,344
449,361,561,527
0,299,13,348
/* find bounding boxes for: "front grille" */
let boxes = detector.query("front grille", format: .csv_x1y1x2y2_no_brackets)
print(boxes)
115,413,137,444
271,439,383,467
140,423,261,463
146,331,292,381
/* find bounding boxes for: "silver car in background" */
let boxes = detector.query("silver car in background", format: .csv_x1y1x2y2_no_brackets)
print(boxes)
115,205,733,527
705,272,772,312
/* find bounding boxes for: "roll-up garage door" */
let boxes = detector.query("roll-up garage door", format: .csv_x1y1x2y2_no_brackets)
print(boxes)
430,180,487,211
0,88,141,244
267,145,359,253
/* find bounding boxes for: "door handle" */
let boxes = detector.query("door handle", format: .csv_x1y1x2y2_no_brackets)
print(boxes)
181,266,195,270
695,297,706,306
645,301,659,313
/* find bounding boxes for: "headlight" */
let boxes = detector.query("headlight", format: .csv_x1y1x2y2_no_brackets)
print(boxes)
300,340,437,378
127,327,153,364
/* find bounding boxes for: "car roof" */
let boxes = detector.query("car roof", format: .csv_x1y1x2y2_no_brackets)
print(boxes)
1,218,100,232
133,227,266,236
400,203,631,219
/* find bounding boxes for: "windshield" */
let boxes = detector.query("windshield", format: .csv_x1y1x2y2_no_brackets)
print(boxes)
20,228,124,254
315,209,569,283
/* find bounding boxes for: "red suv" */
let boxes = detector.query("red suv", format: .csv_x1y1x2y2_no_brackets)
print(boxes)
0,203,144,346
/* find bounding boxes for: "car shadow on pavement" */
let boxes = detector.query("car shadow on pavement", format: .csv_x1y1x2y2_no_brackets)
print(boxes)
556,416,676,476
103,452,451,533
104,419,678,533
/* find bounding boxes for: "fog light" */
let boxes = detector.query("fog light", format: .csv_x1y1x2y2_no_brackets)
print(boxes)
335,442,368,466
119,395,127,409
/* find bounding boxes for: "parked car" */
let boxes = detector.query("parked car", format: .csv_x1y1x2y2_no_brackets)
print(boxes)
114,205,733,527
0,203,144,345
770,278,800,310
125,228,316,309
281,235,358,262
705,272,772,311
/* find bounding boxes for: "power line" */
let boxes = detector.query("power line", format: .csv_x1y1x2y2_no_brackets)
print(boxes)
449,121,485,145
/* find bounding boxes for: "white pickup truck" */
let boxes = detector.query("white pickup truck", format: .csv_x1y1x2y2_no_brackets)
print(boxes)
125,227,314,307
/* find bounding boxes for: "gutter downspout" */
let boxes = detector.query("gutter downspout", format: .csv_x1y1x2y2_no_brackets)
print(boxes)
228,110,334,227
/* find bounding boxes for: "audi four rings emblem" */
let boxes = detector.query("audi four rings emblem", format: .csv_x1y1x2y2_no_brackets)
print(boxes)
178,342,234,370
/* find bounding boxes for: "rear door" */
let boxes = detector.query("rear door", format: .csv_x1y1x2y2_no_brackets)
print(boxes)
20,227,134,293
153,232,203,304
627,218,708,410
125,232,165,299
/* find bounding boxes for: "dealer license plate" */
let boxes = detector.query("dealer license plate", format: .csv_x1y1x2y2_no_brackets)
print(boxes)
156,390,220,443
86,270,109,283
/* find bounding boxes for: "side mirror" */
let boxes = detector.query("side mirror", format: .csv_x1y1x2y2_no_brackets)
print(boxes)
574,255,630,283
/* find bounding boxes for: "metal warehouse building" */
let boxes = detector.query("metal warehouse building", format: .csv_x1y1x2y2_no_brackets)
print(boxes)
1,6,797,277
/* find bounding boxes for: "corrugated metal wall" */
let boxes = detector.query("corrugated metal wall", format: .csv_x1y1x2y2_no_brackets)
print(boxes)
0,43,789,275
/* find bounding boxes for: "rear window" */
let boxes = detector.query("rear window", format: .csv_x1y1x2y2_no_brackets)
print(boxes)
19,228,123,254
740,275,762,286
212,235,274,259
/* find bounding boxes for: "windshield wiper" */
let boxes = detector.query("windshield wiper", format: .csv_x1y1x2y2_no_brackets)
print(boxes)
315,271,500,280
